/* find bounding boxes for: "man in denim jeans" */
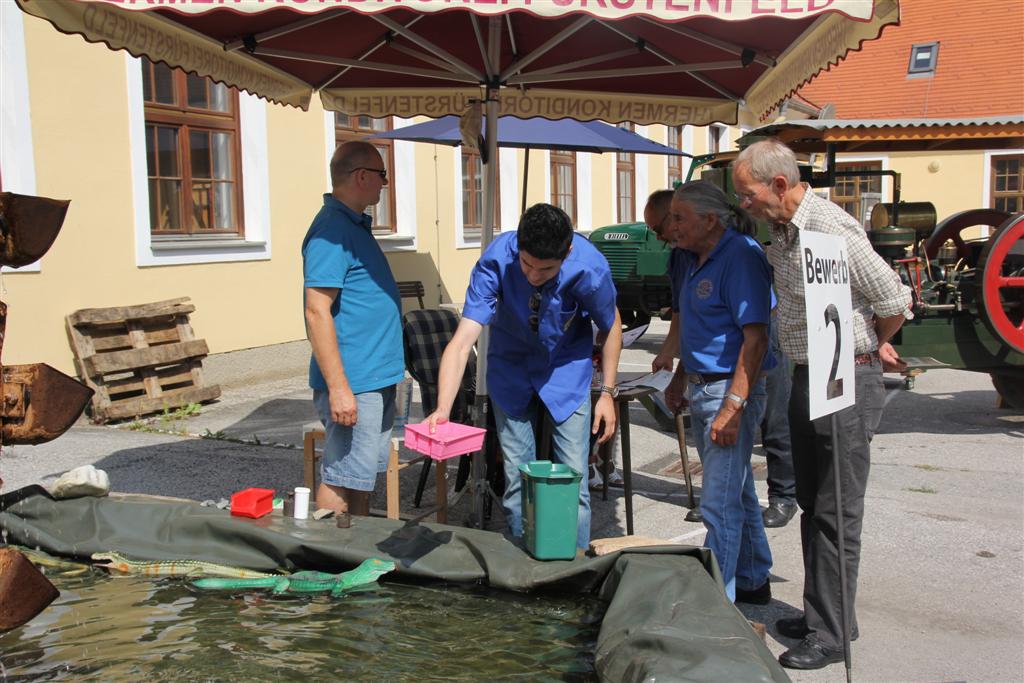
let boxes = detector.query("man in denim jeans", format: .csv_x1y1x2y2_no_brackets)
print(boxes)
427,203,622,550
663,181,774,605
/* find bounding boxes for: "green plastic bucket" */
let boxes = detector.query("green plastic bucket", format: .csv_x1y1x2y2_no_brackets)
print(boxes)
519,461,582,561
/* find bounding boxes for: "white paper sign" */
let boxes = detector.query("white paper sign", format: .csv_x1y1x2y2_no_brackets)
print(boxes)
801,232,856,420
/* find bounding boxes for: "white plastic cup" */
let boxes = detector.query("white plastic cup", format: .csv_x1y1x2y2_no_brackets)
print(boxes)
293,486,310,520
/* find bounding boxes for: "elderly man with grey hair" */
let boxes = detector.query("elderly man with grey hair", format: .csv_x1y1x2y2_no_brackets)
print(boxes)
732,139,913,670
661,180,775,607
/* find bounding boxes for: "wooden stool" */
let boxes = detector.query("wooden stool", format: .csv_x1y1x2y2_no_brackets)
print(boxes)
302,427,447,523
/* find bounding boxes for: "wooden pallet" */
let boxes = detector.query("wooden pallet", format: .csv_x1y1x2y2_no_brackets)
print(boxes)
65,297,220,422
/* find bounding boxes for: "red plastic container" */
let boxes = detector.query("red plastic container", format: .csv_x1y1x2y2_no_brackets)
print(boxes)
404,421,486,461
230,487,274,518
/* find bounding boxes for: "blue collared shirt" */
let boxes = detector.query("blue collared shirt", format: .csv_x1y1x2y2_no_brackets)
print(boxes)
462,232,617,422
670,229,775,375
302,193,404,393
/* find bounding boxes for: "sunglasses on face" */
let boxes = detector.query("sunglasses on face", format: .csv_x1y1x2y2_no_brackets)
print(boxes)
350,167,388,181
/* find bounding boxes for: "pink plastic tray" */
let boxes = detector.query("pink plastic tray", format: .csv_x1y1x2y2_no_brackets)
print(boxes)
404,421,486,461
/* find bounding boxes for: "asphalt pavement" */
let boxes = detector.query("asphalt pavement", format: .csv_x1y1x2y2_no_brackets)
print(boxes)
1,321,1021,682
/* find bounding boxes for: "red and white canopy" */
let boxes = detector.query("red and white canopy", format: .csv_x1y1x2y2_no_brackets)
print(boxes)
16,0,900,125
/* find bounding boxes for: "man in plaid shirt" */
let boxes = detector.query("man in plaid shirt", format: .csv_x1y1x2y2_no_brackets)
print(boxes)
733,139,913,671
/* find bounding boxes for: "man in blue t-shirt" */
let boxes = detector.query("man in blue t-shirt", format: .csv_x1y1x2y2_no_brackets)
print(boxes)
661,181,775,606
302,141,404,517
427,203,622,550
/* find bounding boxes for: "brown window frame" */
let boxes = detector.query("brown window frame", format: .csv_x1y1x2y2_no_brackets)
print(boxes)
991,154,1024,215
461,148,501,240
550,150,577,225
833,161,883,226
616,124,635,223
708,124,726,155
667,125,685,188
142,59,244,238
335,115,397,235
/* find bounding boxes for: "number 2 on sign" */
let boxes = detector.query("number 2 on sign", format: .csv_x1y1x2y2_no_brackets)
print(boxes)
824,303,844,399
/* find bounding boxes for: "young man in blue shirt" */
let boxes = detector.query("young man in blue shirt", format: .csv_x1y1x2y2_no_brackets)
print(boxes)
302,141,404,517
427,203,622,550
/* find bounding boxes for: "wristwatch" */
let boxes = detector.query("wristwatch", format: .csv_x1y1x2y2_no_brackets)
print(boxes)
725,392,747,409
600,385,620,399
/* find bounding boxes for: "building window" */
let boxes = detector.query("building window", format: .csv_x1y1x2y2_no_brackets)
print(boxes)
908,42,939,76
991,154,1023,214
461,149,500,239
141,58,242,237
551,150,577,225
708,125,726,155
616,124,635,223
335,115,396,235
833,161,883,226
667,125,685,188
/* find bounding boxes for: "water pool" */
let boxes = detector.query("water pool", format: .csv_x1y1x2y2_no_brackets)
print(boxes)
1,561,604,680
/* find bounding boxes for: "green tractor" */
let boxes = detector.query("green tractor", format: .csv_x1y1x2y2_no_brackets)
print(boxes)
588,221,672,329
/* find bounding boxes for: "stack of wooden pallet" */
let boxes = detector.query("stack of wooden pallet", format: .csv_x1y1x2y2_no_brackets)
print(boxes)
65,297,220,422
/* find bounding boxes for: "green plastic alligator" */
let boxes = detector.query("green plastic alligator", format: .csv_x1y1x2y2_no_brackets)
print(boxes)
192,558,396,596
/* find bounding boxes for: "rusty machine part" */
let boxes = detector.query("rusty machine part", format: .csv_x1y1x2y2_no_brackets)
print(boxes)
0,547,60,632
1,363,94,445
870,201,938,237
0,192,70,269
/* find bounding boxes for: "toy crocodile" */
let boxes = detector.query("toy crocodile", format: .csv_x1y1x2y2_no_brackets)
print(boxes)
91,552,281,579
192,558,395,596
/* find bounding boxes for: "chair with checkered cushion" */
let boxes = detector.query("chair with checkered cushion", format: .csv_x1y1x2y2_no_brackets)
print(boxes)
402,309,476,506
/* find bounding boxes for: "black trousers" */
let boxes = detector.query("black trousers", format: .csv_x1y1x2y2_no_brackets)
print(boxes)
763,324,795,503
789,361,885,649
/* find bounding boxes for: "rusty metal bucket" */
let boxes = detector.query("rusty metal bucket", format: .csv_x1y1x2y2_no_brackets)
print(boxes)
0,192,70,268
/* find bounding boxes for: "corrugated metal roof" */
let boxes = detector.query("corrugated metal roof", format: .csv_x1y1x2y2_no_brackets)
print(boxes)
765,116,1024,130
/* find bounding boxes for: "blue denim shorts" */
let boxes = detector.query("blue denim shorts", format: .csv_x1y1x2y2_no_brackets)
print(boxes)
313,386,395,492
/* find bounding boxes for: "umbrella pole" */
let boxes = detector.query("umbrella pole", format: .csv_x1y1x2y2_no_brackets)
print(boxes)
521,147,530,214
470,27,503,529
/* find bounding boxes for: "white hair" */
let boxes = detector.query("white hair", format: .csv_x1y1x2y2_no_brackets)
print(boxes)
734,138,800,186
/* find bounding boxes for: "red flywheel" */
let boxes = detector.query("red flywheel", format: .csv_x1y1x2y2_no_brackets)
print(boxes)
977,214,1024,354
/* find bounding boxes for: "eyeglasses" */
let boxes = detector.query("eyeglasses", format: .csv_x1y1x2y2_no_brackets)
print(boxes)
733,184,767,206
528,290,541,332
348,167,388,181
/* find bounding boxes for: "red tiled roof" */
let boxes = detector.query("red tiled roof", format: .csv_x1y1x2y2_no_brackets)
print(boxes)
797,0,1024,119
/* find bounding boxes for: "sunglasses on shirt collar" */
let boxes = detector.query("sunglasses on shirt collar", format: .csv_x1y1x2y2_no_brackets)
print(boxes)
528,290,541,332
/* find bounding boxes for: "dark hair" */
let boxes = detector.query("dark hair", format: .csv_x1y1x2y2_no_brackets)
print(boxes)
673,180,758,237
645,188,674,215
517,203,574,260
329,140,379,188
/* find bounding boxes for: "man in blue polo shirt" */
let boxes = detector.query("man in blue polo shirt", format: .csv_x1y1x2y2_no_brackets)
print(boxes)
662,180,774,604
302,140,404,517
427,203,622,550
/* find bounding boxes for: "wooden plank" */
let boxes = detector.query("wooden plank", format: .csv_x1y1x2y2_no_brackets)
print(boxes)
386,440,400,520
66,298,194,326
83,340,209,375
174,315,207,389
99,385,221,420
105,366,196,396
127,320,163,400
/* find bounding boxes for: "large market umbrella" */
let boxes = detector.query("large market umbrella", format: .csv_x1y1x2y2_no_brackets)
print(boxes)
369,114,690,211
16,8,899,661
16,0,902,401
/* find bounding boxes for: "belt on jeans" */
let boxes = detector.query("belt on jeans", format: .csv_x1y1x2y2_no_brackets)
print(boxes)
687,372,732,384
854,350,880,366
